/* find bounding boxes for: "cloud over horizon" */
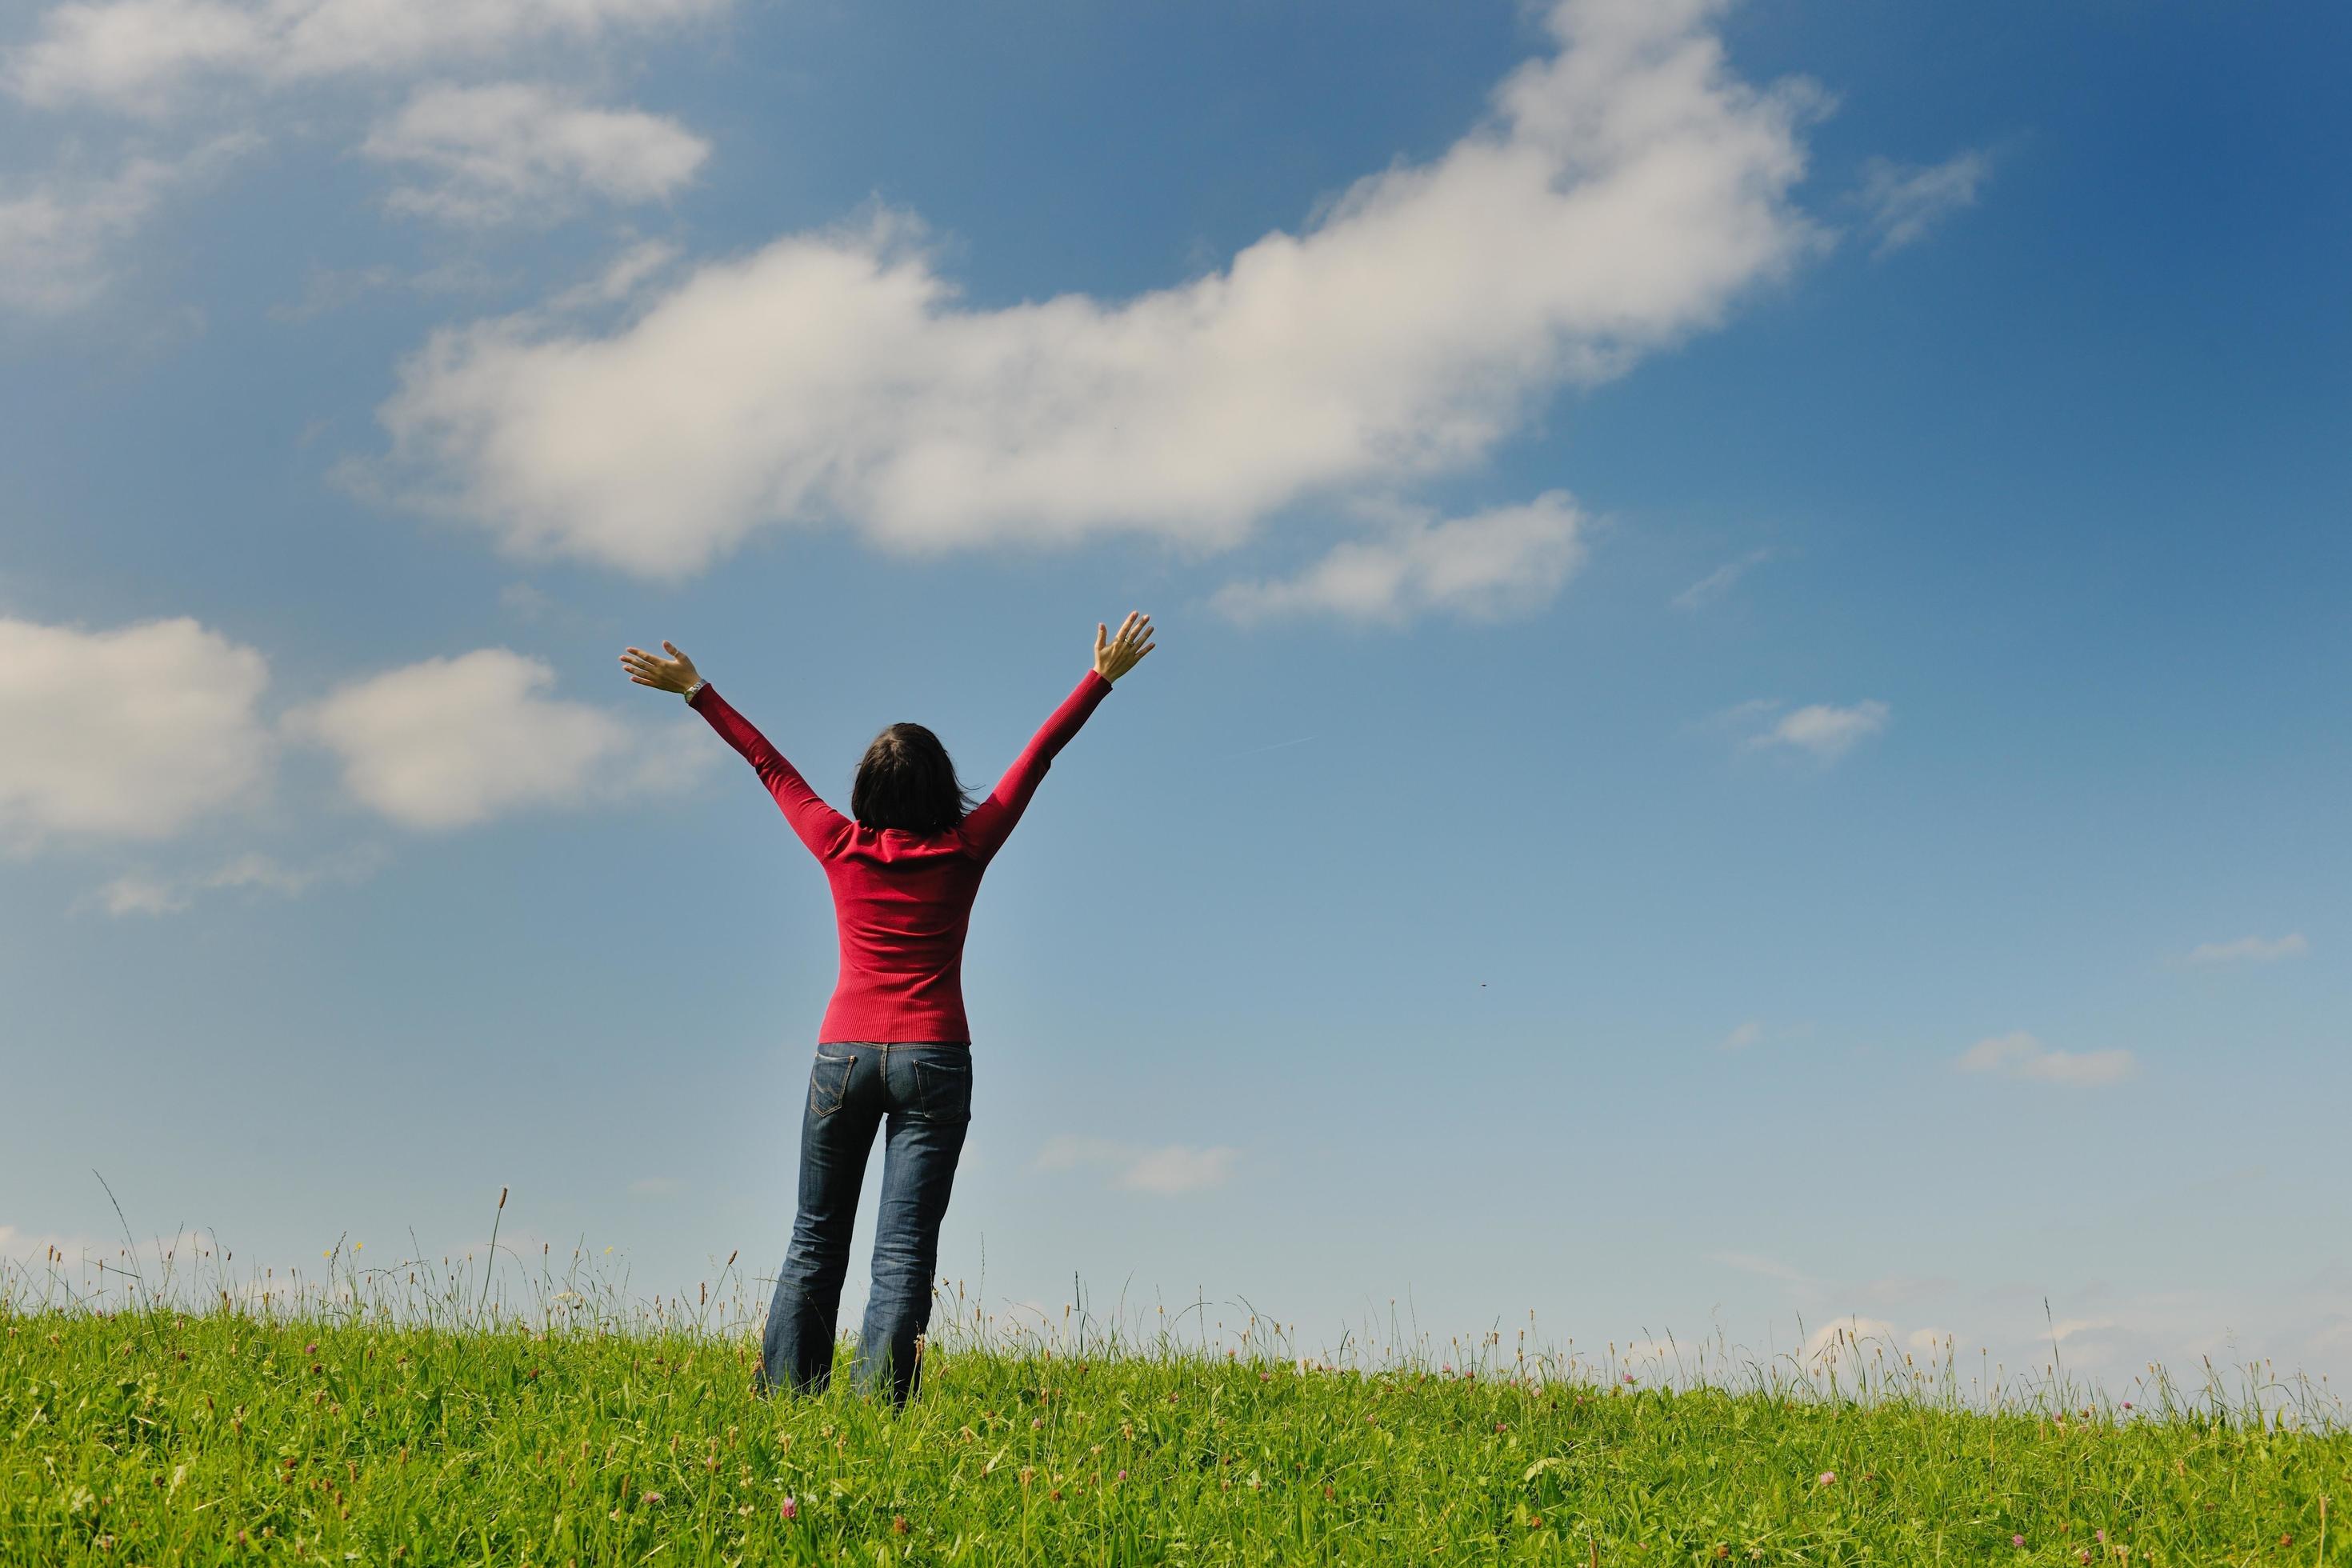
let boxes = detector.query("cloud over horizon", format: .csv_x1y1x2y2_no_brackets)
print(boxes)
1955,1030,2135,1087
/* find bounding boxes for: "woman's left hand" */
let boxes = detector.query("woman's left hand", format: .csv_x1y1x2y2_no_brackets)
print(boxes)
619,640,701,694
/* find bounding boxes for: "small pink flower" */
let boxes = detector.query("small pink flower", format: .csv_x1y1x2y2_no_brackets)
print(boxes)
2076,1552,2091,1566
1622,1373,1636,1384
640,1491,664,1506
304,1342,318,1356
2121,1401,2132,1410
1031,1417,1043,1429
2095,1530,2106,1543
1260,1371,1270,1382
779,1497,797,1522
1116,1470,1127,1481
2011,1535,2025,1548
1818,1471,1837,1486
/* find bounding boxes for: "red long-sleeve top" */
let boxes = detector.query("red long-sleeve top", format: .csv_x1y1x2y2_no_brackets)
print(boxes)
689,668,1114,1043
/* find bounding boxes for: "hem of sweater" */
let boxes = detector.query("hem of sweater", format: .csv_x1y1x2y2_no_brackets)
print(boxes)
815,1037,972,1047
818,1012,974,1042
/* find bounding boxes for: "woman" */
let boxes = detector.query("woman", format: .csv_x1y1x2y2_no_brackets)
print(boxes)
618,611,1156,1405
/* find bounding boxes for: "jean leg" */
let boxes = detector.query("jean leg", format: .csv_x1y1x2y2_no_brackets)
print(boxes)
762,1046,882,1396
852,1048,972,1405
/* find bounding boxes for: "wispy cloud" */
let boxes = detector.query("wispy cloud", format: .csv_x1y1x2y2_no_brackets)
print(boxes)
0,614,275,848
1955,1030,2135,1087
2182,933,2307,966
1857,149,1993,257
1710,1250,1809,1284
1671,547,1773,610
6,0,730,110
282,647,711,831
0,134,257,313
1713,698,1890,762
1719,1020,1762,1051
1211,492,1586,628
369,0,1827,581
1034,1135,1239,1196
363,82,709,226
75,845,390,917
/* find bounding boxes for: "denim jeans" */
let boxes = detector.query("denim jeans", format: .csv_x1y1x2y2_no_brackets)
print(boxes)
760,1042,972,1406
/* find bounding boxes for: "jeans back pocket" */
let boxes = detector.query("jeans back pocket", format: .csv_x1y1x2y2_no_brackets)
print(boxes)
911,1055,972,1123
809,1048,856,1118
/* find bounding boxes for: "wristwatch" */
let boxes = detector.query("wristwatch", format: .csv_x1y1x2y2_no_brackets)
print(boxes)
682,678,705,703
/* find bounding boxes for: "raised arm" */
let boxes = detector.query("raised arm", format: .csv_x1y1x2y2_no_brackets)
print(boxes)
619,640,850,860
687,683,852,859
958,611,1154,862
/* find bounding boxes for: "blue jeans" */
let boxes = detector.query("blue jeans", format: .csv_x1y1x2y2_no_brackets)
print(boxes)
759,1042,972,1406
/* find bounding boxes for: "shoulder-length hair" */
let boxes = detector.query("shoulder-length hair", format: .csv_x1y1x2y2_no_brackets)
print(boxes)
851,722,976,834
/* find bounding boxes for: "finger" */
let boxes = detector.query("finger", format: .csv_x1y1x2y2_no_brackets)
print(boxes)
662,640,678,654
1097,622,1108,651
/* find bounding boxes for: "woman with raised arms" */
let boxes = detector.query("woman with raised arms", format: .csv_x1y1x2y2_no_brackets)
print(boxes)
618,612,1156,1405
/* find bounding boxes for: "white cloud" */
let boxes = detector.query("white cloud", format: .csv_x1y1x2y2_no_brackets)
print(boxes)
1718,1019,1762,1050
2183,933,2307,966
1956,1030,2135,1088
1858,148,1991,256
282,646,710,830
0,133,256,312
1210,491,1586,627
6,0,728,110
1671,546,1771,610
370,0,1827,581
1744,698,1889,760
0,614,275,848
1034,1134,1239,1196
75,844,390,917
362,82,709,226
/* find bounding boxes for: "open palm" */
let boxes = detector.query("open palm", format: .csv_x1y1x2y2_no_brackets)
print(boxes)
619,640,699,694
1094,611,1155,682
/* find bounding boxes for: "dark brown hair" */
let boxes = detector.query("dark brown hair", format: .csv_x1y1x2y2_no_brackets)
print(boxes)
851,722,976,834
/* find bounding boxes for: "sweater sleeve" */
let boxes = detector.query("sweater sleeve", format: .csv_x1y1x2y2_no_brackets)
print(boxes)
958,669,1114,862
689,682,851,860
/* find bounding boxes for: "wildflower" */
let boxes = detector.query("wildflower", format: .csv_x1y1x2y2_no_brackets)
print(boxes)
641,1492,664,1506
1528,1517,1544,1529
892,1516,909,1534
1050,1489,1063,1502
1031,1417,1043,1429
2095,1530,2106,1543
1117,1470,1128,1482
305,1343,318,1356
2121,1401,2133,1410
778,1497,796,1522
1622,1373,1636,1384
1818,1472,1836,1486
2011,1536,2025,1548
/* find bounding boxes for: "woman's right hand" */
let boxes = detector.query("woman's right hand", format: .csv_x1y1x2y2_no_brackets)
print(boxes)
1094,611,1155,683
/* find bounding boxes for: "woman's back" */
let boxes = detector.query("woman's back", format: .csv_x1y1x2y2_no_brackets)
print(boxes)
686,668,1115,1042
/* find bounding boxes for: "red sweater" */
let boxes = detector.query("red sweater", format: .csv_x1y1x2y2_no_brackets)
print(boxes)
689,668,1114,1043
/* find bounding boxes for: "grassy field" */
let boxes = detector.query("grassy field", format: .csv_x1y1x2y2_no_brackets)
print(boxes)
5,1245,2346,1565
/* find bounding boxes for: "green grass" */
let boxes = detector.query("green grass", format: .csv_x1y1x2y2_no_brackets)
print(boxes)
5,1246,2347,1565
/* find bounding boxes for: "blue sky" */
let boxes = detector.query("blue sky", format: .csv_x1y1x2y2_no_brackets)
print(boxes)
4,0,2347,1396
